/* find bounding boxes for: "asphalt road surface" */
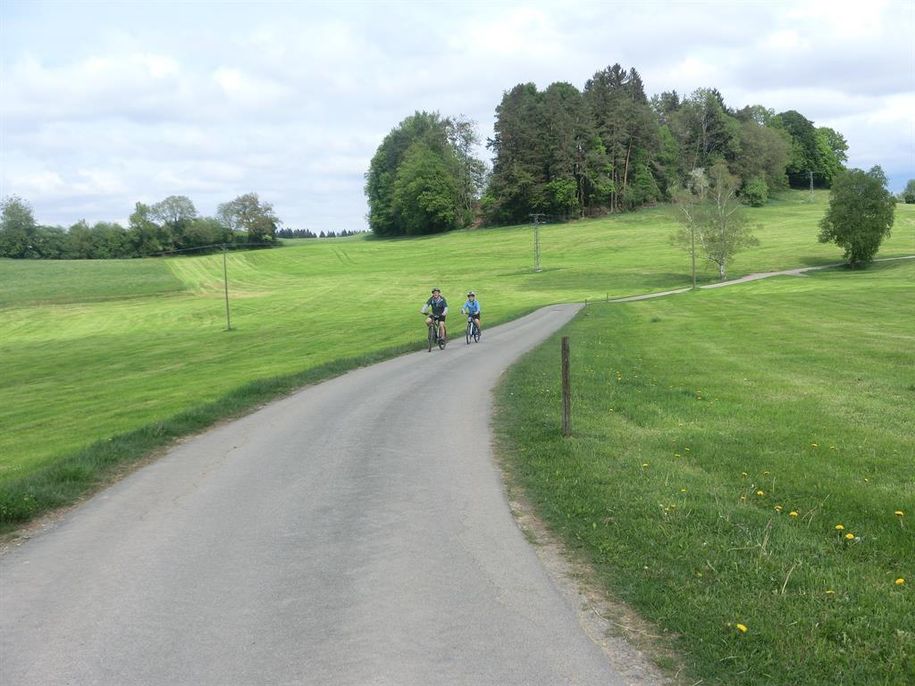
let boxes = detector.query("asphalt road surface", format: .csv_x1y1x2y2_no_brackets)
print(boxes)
1,303,636,685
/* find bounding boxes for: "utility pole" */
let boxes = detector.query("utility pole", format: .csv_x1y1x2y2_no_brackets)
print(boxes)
809,170,815,202
222,244,232,331
529,213,545,272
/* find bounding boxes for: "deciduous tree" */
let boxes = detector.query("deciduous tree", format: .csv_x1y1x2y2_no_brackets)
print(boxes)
901,179,915,204
0,195,39,258
366,111,483,235
217,193,279,243
673,163,759,281
391,142,461,234
818,166,895,267
150,195,198,248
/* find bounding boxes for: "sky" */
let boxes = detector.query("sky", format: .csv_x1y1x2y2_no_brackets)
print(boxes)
1,0,913,231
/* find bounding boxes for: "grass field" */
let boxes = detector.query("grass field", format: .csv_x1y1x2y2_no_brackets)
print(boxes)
1,191,912,682
1,192,911,511
494,259,914,684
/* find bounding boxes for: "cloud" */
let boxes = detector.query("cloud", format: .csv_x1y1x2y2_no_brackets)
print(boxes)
1,0,913,229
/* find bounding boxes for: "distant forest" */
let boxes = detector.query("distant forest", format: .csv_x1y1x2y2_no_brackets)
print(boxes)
0,191,359,260
366,62,852,236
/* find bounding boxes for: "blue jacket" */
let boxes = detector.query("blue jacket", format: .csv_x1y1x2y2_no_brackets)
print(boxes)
462,299,481,315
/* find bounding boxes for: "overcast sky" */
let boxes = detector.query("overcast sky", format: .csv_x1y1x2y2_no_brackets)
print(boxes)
2,0,913,231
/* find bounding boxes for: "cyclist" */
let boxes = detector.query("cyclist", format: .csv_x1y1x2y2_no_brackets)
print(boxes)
421,288,448,342
461,291,481,337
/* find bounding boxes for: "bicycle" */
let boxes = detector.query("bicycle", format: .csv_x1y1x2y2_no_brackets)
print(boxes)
427,314,447,352
465,315,481,344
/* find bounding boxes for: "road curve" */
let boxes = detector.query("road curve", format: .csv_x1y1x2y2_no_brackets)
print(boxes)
1,303,633,685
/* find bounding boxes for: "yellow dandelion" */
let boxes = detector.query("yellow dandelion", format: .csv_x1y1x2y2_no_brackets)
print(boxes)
774,505,783,512
763,470,770,476
735,623,748,633
844,532,855,540
685,447,690,452
811,443,818,448
789,511,799,518
835,524,845,531
825,589,835,595
741,472,748,478
895,578,905,586
895,510,905,517
642,463,649,468
740,495,747,502
674,453,681,458
756,490,765,497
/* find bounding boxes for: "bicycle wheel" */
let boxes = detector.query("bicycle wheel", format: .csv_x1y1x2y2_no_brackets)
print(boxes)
466,321,472,344
439,329,447,350
427,324,434,352
473,323,481,343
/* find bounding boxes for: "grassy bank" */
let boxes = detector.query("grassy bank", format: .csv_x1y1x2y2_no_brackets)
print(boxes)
494,259,914,684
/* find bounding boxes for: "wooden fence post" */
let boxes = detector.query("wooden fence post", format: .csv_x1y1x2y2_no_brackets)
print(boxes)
561,336,571,437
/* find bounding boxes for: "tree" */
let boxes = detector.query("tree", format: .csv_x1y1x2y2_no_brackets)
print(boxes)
773,110,847,189
183,217,232,248
391,141,461,234
33,225,71,259
445,115,488,224
815,127,848,187
818,166,895,267
900,179,915,204
485,84,548,224
150,195,198,248
584,64,661,213
217,193,279,243
673,163,760,281
669,88,739,176
366,111,483,235
0,195,39,258
732,120,790,197
129,202,168,255
65,220,130,259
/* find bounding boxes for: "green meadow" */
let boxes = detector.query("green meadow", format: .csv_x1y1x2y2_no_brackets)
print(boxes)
0,192,912,682
495,259,914,684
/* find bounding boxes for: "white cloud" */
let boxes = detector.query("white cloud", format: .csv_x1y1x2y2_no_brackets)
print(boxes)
1,0,913,229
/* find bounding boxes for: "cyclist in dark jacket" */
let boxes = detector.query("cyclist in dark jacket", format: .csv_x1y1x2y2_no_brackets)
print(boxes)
421,288,448,341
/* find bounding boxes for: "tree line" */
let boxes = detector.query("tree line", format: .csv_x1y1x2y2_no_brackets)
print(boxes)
275,228,364,239
366,62,855,235
0,192,280,260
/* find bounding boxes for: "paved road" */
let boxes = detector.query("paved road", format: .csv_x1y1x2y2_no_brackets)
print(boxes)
1,304,633,685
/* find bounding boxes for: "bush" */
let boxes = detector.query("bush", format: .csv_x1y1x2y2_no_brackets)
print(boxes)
741,177,769,207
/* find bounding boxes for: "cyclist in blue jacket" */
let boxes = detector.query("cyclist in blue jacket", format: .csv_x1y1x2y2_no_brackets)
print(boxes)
461,291,481,336
421,288,448,341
